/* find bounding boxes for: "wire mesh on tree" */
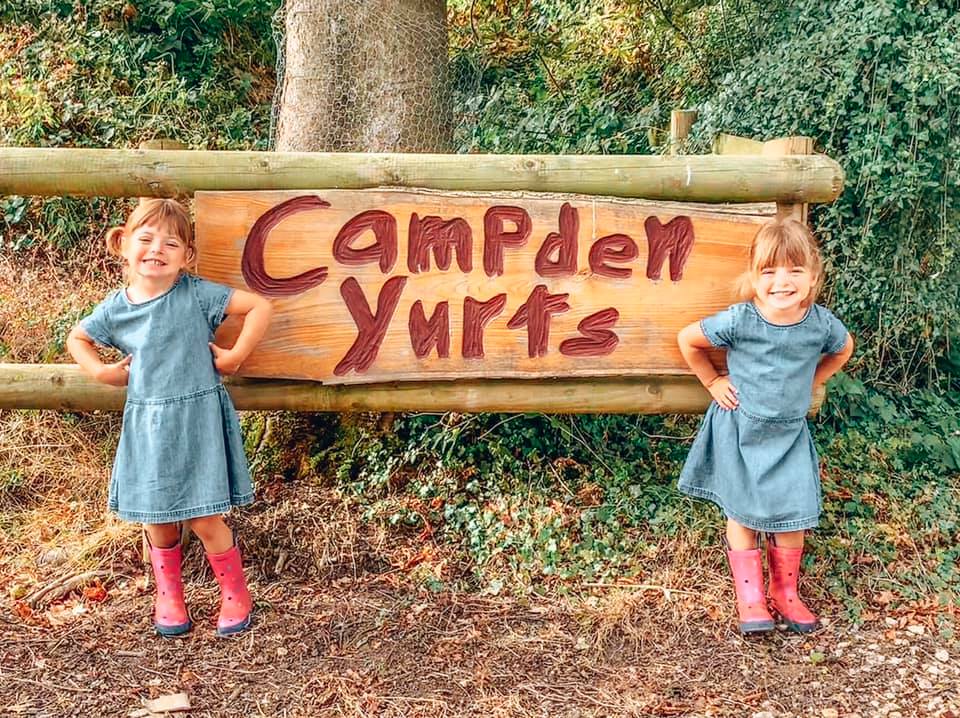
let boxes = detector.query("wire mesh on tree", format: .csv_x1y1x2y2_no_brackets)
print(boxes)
271,0,456,153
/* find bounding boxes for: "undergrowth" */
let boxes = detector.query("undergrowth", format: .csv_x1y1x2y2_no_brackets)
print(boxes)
309,375,959,623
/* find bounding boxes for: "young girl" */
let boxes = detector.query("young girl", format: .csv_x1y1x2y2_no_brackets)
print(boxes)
67,198,272,637
676,218,853,635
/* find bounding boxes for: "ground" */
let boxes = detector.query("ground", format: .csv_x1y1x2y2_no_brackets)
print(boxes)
2,476,958,718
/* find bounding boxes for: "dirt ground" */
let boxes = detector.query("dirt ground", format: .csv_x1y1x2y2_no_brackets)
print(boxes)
3,476,958,718
3,569,959,718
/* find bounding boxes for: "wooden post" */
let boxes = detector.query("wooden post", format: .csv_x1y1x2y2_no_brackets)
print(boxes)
762,136,814,224
139,139,188,151
137,139,192,564
713,133,814,224
669,109,698,155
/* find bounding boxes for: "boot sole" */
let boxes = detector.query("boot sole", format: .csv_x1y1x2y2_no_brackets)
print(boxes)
739,619,776,635
778,617,819,633
216,614,252,637
155,620,192,637
770,606,819,633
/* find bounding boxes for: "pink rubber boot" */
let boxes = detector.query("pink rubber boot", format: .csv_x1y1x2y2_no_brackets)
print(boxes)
206,543,252,636
726,541,775,635
147,542,191,636
767,534,819,633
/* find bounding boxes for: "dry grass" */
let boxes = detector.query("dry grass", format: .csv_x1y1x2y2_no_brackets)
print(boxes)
2,468,958,717
0,249,118,363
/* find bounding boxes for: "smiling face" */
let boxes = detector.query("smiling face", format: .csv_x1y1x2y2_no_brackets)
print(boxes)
741,219,824,321
122,222,192,286
752,263,817,318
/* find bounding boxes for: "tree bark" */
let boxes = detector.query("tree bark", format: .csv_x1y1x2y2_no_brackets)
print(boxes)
275,0,452,153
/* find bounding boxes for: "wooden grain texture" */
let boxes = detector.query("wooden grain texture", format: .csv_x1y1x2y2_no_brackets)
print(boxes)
0,364,826,414
0,148,844,203
195,189,769,384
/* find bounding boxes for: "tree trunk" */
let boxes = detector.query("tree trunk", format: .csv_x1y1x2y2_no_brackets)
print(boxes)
275,0,452,153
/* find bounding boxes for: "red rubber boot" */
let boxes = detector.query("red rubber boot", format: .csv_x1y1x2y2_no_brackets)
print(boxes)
766,534,819,633
147,542,191,636
206,543,252,636
726,541,775,635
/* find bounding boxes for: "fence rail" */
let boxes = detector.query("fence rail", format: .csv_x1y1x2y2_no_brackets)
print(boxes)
0,148,843,203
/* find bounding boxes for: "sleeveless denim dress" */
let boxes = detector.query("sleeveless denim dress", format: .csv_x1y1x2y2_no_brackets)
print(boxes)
678,302,848,532
80,274,253,523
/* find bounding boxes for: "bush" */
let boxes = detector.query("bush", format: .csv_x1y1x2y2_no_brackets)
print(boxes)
692,0,960,392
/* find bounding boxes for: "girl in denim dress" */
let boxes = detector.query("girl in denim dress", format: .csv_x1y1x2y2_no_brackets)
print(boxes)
676,219,853,635
67,199,272,637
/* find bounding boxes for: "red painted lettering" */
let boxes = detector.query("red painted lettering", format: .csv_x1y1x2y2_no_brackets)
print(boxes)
645,216,694,281
334,276,407,375
241,195,330,297
483,206,531,277
333,210,398,273
588,234,639,279
408,300,450,359
462,294,507,359
506,285,570,358
407,214,472,273
559,308,620,357
535,202,578,277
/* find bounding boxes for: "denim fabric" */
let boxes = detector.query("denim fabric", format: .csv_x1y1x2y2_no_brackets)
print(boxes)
81,274,253,523
678,302,847,532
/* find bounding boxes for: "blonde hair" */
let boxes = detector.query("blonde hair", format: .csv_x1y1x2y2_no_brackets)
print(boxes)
106,198,196,271
736,218,823,305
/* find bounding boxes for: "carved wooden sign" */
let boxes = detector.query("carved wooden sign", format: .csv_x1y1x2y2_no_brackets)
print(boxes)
195,190,770,384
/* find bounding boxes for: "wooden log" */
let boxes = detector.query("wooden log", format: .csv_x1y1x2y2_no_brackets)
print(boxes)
0,364,825,414
714,134,814,224
764,136,814,224
0,148,844,204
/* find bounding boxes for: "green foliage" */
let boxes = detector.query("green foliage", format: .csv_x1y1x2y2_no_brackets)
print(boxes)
323,391,959,607
0,0,278,259
691,0,960,392
448,0,785,153
330,412,710,588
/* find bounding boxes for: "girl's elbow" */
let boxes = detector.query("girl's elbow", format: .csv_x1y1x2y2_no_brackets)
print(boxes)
842,334,855,360
258,296,274,318
66,325,87,350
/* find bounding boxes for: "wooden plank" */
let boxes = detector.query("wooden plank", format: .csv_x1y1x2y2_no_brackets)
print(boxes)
0,148,845,204
195,189,767,384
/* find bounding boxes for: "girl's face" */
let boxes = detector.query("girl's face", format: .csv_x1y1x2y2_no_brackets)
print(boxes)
123,222,191,285
752,263,816,316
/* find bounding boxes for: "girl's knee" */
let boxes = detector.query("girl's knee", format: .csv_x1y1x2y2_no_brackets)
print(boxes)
144,522,180,548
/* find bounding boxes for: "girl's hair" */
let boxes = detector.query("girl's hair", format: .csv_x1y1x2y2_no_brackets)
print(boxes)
106,198,196,269
736,218,823,305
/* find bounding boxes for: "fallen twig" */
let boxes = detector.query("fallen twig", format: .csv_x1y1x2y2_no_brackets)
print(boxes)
25,570,116,608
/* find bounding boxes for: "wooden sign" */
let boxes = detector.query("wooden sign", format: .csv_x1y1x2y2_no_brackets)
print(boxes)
195,190,772,384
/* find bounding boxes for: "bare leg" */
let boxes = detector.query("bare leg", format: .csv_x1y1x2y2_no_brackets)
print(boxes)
188,515,234,554
726,518,758,551
772,529,805,549
145,522,180,549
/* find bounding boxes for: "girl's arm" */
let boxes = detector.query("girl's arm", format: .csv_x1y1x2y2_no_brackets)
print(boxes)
813,333,854,388
66,326,132,386
677,322,738,409
208,289,273,375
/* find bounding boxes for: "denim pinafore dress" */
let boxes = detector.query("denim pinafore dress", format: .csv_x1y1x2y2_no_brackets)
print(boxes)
80,274,253,523
678,302,848,532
